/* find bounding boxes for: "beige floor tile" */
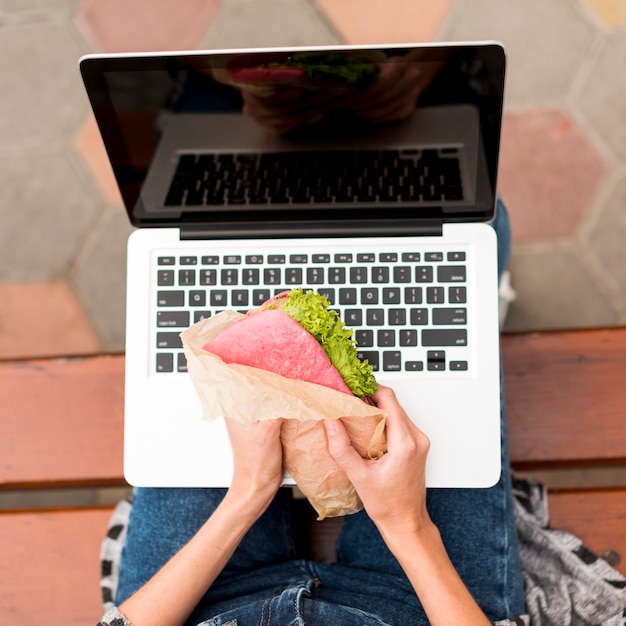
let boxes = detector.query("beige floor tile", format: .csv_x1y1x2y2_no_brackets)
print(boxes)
0,282,101,359
314,0,452,44
76,0,222,52
74,114,122,205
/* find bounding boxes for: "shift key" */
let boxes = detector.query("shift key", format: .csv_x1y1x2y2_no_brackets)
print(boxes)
422,329,467,346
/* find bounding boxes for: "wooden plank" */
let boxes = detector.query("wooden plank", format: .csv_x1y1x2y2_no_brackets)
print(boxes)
0,508,113,624
547,488,626,577
502,328,626,468
0,355,125,489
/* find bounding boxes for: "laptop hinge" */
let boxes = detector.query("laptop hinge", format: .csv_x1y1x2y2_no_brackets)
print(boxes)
179,220,443,240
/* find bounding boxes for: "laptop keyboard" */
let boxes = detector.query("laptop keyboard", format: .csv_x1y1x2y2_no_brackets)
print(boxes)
153,245,471,377
164,149,463,207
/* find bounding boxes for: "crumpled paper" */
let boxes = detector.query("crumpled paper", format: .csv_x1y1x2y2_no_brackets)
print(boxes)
181,310,387,519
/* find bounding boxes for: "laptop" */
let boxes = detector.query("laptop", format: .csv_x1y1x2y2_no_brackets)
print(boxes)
79,42,506,489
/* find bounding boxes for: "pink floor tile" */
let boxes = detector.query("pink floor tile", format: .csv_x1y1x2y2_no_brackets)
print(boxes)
74,115,122,205
498,109,607,243
314,0,452,44
76,0,222,53
0,283,101,360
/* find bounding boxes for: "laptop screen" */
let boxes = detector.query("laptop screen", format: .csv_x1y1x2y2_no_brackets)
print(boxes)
80,43,505,235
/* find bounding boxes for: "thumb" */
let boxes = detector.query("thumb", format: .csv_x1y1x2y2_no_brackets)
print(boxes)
324,419,364,475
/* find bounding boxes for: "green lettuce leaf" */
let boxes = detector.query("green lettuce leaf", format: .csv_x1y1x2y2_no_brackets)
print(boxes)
273,288,377,398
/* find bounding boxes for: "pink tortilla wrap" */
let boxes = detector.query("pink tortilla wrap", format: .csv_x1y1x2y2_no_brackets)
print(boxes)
203,309,352,395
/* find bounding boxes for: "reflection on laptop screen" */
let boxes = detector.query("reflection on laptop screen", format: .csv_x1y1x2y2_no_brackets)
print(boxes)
81,44,505,230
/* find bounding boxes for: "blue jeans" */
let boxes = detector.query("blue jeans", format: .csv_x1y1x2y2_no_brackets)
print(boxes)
116,199,525,625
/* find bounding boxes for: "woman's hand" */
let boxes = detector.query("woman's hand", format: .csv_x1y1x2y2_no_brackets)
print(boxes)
325,386,491,626
325,385,432,539
224,417,284,514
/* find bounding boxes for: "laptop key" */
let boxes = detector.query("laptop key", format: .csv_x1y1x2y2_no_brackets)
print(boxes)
232,290,249,307
328,268,346,283
156,353,174,372
388,309,406,325
252,289,271,305
405,361,424,371
349,267,368,283
312,254,330,263
366,309,385,325
410,308,428,325
264,268,281,284
433,308,467,325
422,329,467,346
189,290,206,307
156,332,183,349
426,287,445,304
383,351,402,371
356,329,373,347
221,268,238,285
383,288,401,304
178,269,195,286
393,266,412,283
448,286,467,303
242,269,260,285
199,269,217,285
378,330,395,347
415,266,434,282
157,290,184,307
371,267,389,283
157,270,175,286
307,267,324,284
339,288,357,305
361,287,379,304
438,265,466,282
399,329,418,346
285,268,303,284
344,309,362,326
210,290,228,306
404,287,423,304
427,350,446,371
157,311,190,327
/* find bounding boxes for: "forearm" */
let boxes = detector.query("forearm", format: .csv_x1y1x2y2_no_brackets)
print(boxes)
119,489,268,626
381,522,491,626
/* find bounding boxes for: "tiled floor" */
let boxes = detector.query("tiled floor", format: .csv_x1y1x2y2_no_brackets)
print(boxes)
1,0,626,360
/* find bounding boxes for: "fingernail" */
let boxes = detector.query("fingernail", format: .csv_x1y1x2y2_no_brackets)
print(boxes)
324,420,339,436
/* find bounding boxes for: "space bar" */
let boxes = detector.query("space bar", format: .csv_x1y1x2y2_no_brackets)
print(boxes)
422,329,467,346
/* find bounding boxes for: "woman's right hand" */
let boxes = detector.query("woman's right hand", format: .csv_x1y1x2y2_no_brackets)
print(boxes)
325,385,433,539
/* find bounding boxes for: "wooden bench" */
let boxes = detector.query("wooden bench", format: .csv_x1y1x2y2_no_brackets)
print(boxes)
1,327,626,624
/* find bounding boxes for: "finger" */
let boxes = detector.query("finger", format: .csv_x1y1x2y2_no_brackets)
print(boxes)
370,386,428,447
324,419,365,474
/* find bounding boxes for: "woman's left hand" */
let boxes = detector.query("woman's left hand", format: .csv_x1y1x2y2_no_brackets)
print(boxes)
224,417,285,511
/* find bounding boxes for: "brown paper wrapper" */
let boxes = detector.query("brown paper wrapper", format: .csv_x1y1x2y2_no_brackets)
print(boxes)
181,311,387,519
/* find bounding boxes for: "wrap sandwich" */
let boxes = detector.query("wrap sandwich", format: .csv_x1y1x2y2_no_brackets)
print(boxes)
181,288,387,519
213,50,380,97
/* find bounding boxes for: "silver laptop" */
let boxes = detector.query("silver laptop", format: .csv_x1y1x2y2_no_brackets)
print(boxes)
80,42,506,489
